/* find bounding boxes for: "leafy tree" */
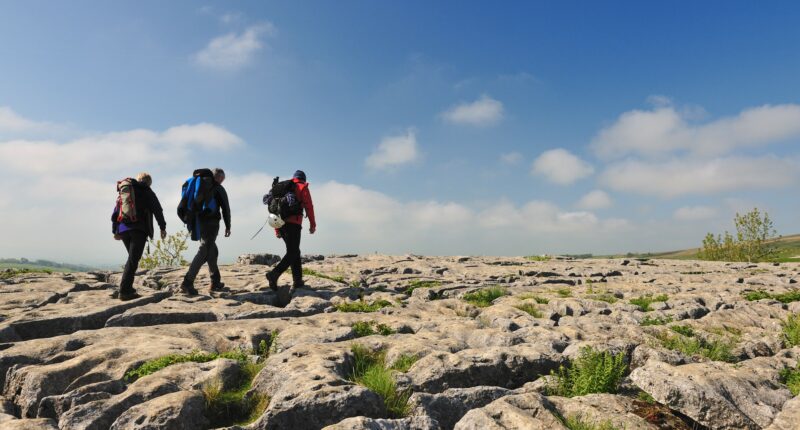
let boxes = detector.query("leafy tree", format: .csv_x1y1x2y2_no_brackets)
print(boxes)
140,231,189,269
699,208,778,262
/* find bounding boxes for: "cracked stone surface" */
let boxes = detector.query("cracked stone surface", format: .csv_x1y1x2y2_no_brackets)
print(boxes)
0,255,799,429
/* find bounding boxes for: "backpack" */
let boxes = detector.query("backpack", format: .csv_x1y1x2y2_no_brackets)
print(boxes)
264,177,302,219
177,169,218,239
116,178,137,223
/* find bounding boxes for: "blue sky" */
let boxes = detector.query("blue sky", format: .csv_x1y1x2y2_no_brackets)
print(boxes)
1,1,799,265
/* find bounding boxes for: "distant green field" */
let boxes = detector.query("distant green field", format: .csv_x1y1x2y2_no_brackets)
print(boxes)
599,234,800,262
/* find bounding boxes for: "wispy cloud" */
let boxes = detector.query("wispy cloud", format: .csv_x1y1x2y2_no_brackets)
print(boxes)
673,206,718,221
365,129,419,170
500,151,523,165
576,190,612,210
441,95,504,127
194,23,276,71
531,148,594,185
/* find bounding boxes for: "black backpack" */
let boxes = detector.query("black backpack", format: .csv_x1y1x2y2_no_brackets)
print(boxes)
177,169,218,224
264,177,302,219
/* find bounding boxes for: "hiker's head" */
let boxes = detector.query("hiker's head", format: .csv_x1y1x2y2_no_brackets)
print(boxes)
136,172,152,187
293,170,306,182
213,168,225,184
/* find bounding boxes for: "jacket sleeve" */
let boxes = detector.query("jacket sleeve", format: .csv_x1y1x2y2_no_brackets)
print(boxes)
111,205,119,234
149,189,167,231
303,185,316,228
219,186,231,230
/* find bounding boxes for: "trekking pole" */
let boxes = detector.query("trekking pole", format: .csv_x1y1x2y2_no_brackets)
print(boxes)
250,219,270,240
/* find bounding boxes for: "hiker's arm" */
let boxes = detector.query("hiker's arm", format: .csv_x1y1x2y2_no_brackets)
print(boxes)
150,190,167,232
111,205,119,234
304,186,316,233
219,187,232,231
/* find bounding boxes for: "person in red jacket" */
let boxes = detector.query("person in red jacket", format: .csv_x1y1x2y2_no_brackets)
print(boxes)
266,170,316,305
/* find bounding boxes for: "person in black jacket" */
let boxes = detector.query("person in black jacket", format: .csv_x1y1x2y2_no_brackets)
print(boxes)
111,172,167,301
180,168,231,295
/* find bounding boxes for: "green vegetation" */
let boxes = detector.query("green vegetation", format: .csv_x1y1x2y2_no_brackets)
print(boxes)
640,315,673,326
654,330,737,363
637,391,656,404
515,303,543,318
348,345,412,418
669,325,696,337
561,415,618,430
526,255,552,261
743,290,800,303
125,350,251,382
782,313,800,347
518,293,549,304
303,267,346,283
404,280,441,295
336,299,393,313
203,360,268,427
0,267,53,279
547,347,627,397
629,294,669,312
351,321,395,337
780,361,800,396
390,354,419,372
463,287,507,307
589,293,618,304
0,257,95,272
140,231,189,269
556,288,572,298
699,208,779,262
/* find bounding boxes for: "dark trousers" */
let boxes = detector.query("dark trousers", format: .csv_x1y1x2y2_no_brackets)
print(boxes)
184,220,221,286
272,223,303,285
120,229,148,294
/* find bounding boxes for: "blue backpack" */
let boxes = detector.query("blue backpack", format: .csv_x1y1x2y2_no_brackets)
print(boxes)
177,169,218,240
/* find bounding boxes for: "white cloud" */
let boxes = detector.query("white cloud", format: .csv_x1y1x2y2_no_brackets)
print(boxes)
441,95,504,127
592,103,800,159
0,106,52,133
576,190,612,209
500,152,523,165
600,156,797,197
194,24,275,71
365,129,419,170
0,123,243,175
531,148,594,185
673,206,718,221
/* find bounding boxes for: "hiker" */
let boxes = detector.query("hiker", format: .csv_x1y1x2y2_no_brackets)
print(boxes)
111,172,167,301
179,168,231,295
265,170,316,305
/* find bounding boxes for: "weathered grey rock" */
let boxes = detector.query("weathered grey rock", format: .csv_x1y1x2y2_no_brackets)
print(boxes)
410,386,511,430
109,390,209,430
766,395,800,430
323,415,439,430
453,392,567,430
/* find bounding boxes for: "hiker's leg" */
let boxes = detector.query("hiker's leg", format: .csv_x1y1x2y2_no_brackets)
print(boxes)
288,225,303,286
184,227,211,286
203,221,221,286
120,230,147,294
271,225,294,278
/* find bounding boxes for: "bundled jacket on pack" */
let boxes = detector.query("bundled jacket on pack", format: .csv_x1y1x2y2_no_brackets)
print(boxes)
178,169,231,241
111,179,167,239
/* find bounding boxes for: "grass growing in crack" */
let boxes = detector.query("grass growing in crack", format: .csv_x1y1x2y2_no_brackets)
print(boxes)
780,361,800,396
463,286,507,307
743,290,771,301
782,313,800,347
515,303,543,318
669,325,696,337
744,289,800,303
203,360,269,427
390,354,419,372
518,293,549,304
348,344,412,418
654,330,737,363
589,293,618,304
640,315,673,326
556,288,572,298
404,280,441,295
629,294,669,312
336,299,393,313
351,321,395,337
546,347,627,397
125,350,251,382
637,391,656,404
561,415,619,430
302,267,346,283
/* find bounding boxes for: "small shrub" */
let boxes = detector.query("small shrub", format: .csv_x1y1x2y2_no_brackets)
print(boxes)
140,231,189,269
515,303,543,318
782,313,800,347
629,294,669,312
463,287,507,307
336,299,393,313
547,347,627,397
779,361,800,396
670,325,695,337
404,280,441,295
391,354,419,372
351,321,395,337
562,414,619,430
348,345,411,418
640,315,673,326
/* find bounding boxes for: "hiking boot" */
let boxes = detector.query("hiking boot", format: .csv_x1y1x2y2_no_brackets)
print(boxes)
276,284,292,308
210,282,227,293
119,291,141,301
180,283,199,296
265,272,278,291
109,290,119,299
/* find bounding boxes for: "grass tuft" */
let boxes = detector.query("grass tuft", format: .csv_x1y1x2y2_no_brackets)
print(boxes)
515,303,543,318
390,354,419,373
782,313,800,347
640,315,673,326
463,287,507,307
556,288,572,298
654,330,737,363
348,344,412,418
780,361,800,396
589,293,618,304
302,267,346,283
125,349,251,382
351,321,395,337
669,325,695,337
743,289,800,303
546,347,627,397
561,414,619,430
203,360,268,427
404,280,441,295
518,293,549,304
629,294,669,312
336,299,393,313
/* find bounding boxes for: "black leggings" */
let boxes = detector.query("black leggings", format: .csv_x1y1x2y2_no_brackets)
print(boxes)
273,223,303,284
120,229,148,293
